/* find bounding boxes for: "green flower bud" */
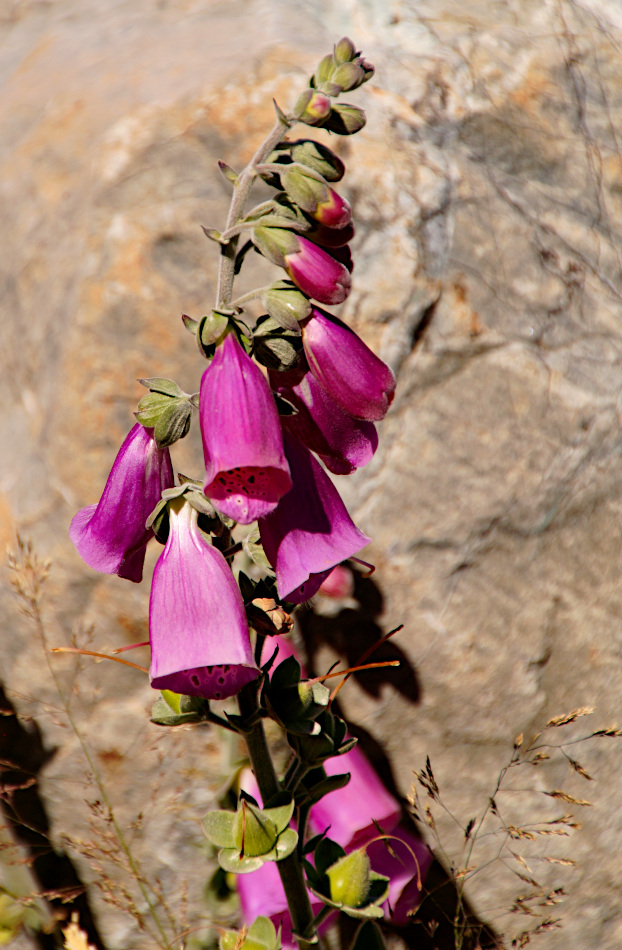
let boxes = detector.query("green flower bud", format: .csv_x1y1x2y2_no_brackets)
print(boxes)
290,140,345,182
280,166,329,215
293,89,332,126
252,226,300,266
327,848,371,907
314,52,335,85
324,103,366,135
232,800,278,858
332,62,367,93
263,280,312,328
334,37,357,65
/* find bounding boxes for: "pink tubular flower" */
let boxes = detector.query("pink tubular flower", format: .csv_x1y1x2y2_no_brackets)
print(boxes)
69,423,174,583
301,308,396,421
285,235,352,305
318,564,355,599
149,499,258,700
259,433,370,604
200,333,291,524
308,745,401,851
270,366,378,475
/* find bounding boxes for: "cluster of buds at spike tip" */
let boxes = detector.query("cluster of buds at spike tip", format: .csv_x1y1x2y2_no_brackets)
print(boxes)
313,37,375,97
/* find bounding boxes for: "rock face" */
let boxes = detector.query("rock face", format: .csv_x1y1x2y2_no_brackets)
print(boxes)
2,1,622,948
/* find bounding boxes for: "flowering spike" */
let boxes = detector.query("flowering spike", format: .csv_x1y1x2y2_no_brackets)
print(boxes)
149,499,258,700
259,433,370,603
69,424,174,583
200,334,291,524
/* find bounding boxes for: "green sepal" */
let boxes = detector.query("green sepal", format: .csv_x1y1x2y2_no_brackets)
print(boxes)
238,570,257,603
327,848,371,907
138,377,184,397
264,659,330,735
334,37,357,65
218,160,239,185
280,166,328,215
218,848,266,874
135,391,175,427
146,485,219,543
263,280,312,330
202,810,236,849
242,529,275,574
220,916,282,950
198,310,231,348
153,399,192,448
232,800,279,856
314,53,335,86
151,692,209,727
253,314,302,372
323,104,366,136
289,140,345,182
300,771,351,808
182,313,199,334
251,226,299,267
202,226,228,245
288,710,357,767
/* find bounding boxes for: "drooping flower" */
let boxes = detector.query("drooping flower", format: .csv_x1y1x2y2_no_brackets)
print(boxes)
200,333,291,525
259,433,370,604
149,499,258,700
270,365,378,475
69,423,174,583
301,308,396,421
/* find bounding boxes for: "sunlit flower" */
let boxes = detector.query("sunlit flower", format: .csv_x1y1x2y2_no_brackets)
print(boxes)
69,423,173,583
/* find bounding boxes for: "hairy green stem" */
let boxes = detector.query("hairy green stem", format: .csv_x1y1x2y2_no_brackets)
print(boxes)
238,682,317,950
216,115,292,308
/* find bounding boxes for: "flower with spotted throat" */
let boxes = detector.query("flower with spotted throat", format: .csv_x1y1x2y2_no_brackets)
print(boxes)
149,497,258,700
200,333,292,524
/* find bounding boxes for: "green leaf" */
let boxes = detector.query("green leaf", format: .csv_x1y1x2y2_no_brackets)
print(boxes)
202,810,236,848
137,376,184,397
301,772,351,808
150,696,204,727
273,826,298,861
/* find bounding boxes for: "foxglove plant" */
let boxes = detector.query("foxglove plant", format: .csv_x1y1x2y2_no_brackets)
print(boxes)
68,37,422,950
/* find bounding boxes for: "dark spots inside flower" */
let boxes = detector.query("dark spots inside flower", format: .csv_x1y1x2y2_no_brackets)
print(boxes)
224,665,230,672
215,467,270,501
218,676,225,684
191,674,200,686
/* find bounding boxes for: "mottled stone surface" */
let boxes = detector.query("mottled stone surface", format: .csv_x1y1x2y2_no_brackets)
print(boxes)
2,1,622,947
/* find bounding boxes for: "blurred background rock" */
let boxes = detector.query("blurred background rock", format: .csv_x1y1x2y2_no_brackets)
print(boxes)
2,0,622,947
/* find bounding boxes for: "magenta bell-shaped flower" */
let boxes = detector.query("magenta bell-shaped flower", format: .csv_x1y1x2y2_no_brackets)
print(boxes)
200,333,292,525
284,235,352,305
259,433,370,603
301,308,396,421
149,499,258,700
308,745,401,851
69,423,174,583
270,365,378,475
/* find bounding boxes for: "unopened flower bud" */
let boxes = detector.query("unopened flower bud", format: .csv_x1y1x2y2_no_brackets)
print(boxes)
233,801,278,858
314,53,335,85
334,36,357,65
263,280,312,327
280,165,329,215
290,140,345,182
331,62,367,93
252,225,300,267
293,89,332,126
283,235,352,305
327,848,371,907
324,103,367,135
